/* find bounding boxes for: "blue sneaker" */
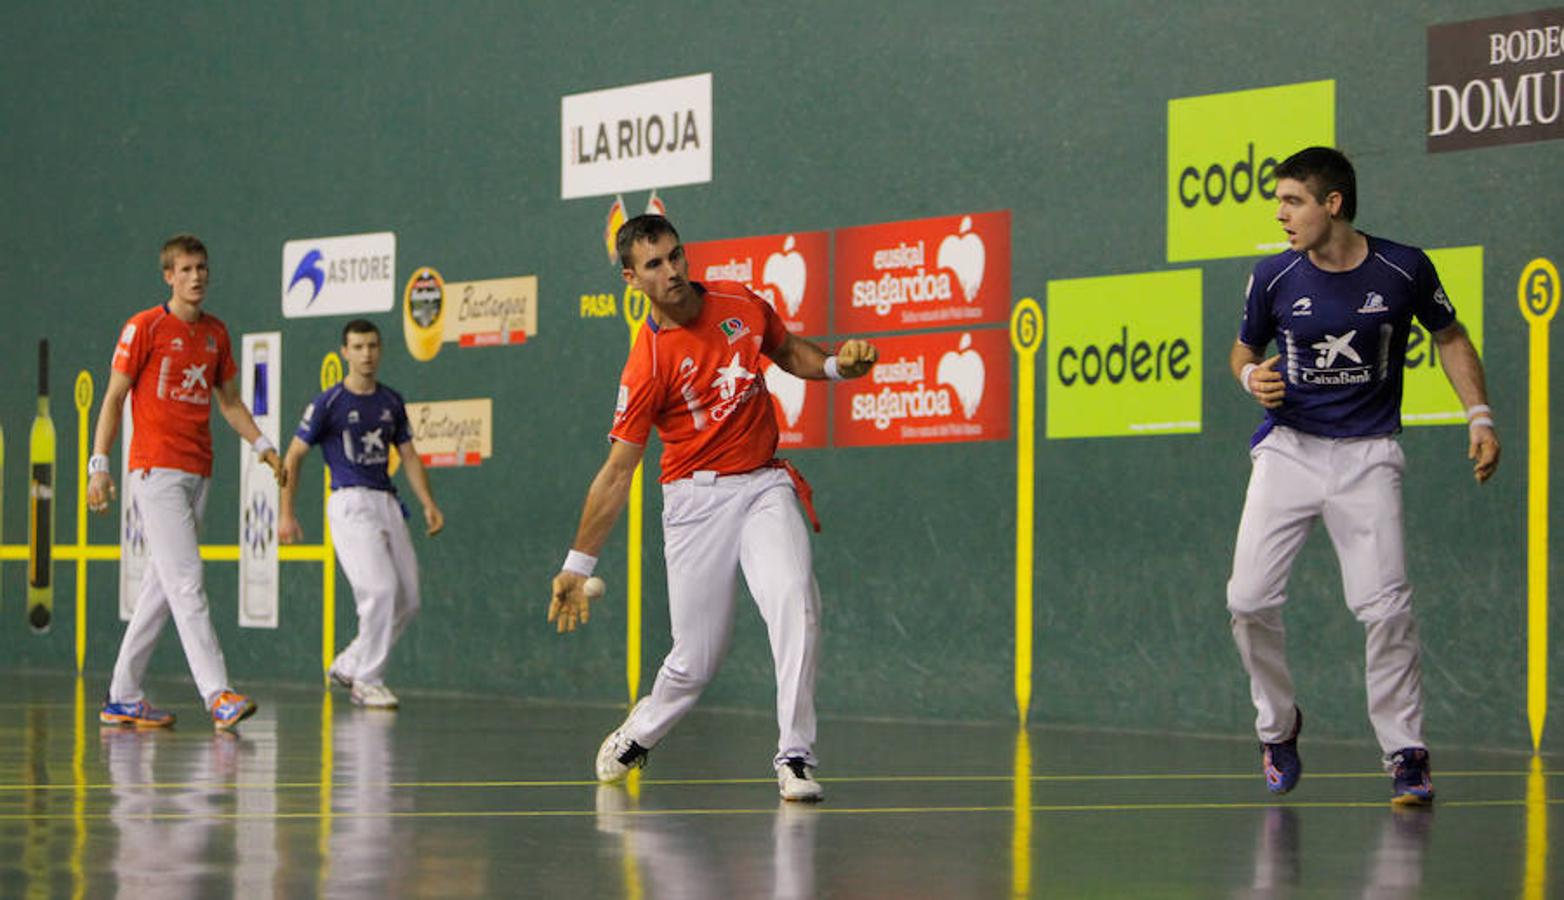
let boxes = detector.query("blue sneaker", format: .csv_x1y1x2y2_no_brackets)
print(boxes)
1389,747,1435,806
100,699,176,729
1262,708,1303,794
210,691,257,731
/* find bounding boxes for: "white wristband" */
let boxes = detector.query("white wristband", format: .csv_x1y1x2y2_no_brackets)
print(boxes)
88,454,111,476
562,550,597,577
1464,404,1492,421
1239,363,1258,395
1469,416,1495,430
252,435,276,457
823,356,845,381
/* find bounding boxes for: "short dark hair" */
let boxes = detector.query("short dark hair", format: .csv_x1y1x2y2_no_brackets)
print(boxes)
1275,146,1357,221
616,214,680,269
341,318,380,344
160,233,208,270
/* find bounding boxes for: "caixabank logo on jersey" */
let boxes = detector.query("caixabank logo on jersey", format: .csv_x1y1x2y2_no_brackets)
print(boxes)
833,330,1010,446
1402,246,1486,424
1046,269,1202,439
834,212,1011,333
685,232,829,336
282,232,397,318
759,357,827,448
1167,81,1334,262
561,73,711,199
1428,9,1564,152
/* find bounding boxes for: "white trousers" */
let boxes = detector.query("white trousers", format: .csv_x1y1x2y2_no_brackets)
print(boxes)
110,468,232,707
328,488,420,687
625,467,822,767
1227,426,1425,754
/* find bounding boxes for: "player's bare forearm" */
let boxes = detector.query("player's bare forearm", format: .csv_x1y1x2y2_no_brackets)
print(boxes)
1434,322,1501,482
769,334,878,380
215,379,264,445
570,440,643,556
398,441,445,535
1433,323,1490,409
1229,340,1264,382
278,438,310,519
92,372,133,456
397,441,438,509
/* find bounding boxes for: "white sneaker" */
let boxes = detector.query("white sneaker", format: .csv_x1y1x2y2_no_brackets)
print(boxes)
595,727,649,783
351,683,399,709
777,758,823,802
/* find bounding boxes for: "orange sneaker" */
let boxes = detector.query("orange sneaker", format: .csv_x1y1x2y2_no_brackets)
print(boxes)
210,691,257,731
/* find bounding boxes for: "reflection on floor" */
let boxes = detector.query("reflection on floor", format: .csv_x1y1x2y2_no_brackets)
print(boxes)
0,672,1556,897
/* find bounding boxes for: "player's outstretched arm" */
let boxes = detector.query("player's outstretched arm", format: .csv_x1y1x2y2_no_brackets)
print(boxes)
1433,322,1500,483
215,378,286,487
1231,340,1285,409
551,439,644,633
277,437,311,544
87,371,133,514
397,440,444,536
768,334,879,380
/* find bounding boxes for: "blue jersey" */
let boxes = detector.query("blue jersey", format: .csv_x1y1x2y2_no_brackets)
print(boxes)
296,383,413,492
1238,235,1457,442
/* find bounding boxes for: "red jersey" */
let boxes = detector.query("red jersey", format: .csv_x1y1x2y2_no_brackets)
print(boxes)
112,304,238,477
610,282,789,483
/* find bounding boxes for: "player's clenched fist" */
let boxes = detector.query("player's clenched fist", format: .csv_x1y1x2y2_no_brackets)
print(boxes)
87,471,117,514
835,339,879,378
549,571,591,633
1244,355,1286,409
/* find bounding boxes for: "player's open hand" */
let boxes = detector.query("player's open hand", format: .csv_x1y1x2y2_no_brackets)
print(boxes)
1468,423,1500,483
836,339,879,378
424,504,445,537
260,449,288,488
1246,355,1286,409
87,471,116,514
549,572,592,633
278,514,303,545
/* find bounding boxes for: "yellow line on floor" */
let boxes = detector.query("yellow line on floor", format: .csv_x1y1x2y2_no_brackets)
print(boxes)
0,796,1555,823
0,770,1549,793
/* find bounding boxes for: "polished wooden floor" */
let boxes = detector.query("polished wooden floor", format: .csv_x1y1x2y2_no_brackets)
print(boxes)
0,671,1556,897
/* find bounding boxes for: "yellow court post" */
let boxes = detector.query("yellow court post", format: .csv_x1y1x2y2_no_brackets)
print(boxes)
623,286,650,704
319,352,343,681
1519,258,1559,752
72,371,92,672
1009,299,1044,724
1011,727,1033,898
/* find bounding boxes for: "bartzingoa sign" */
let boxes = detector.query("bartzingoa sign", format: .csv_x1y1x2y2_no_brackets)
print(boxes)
1046,269,1203,439
833,329,1011,447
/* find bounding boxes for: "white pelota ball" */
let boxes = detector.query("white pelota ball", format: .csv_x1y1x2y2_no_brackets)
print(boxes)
583,576,606,599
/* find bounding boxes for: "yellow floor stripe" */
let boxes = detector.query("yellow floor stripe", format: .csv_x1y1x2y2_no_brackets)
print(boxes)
0,796,1556,823
0,769,1549,793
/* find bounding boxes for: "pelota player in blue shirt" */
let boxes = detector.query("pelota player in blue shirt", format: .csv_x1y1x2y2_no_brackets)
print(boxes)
1227,146,1500,806
279,319,445,709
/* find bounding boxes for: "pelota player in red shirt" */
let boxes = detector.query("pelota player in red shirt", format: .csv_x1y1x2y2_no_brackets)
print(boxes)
88,234,284,731
551,214,878,801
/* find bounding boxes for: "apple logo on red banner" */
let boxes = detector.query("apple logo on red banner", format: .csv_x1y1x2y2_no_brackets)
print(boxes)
937,216,986,303
936,333,986,419
762,235,807,318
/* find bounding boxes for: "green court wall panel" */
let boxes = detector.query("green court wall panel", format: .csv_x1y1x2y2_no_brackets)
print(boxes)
0,1,1559,753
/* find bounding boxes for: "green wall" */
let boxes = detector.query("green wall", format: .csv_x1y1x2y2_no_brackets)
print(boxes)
1,1,1559,752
